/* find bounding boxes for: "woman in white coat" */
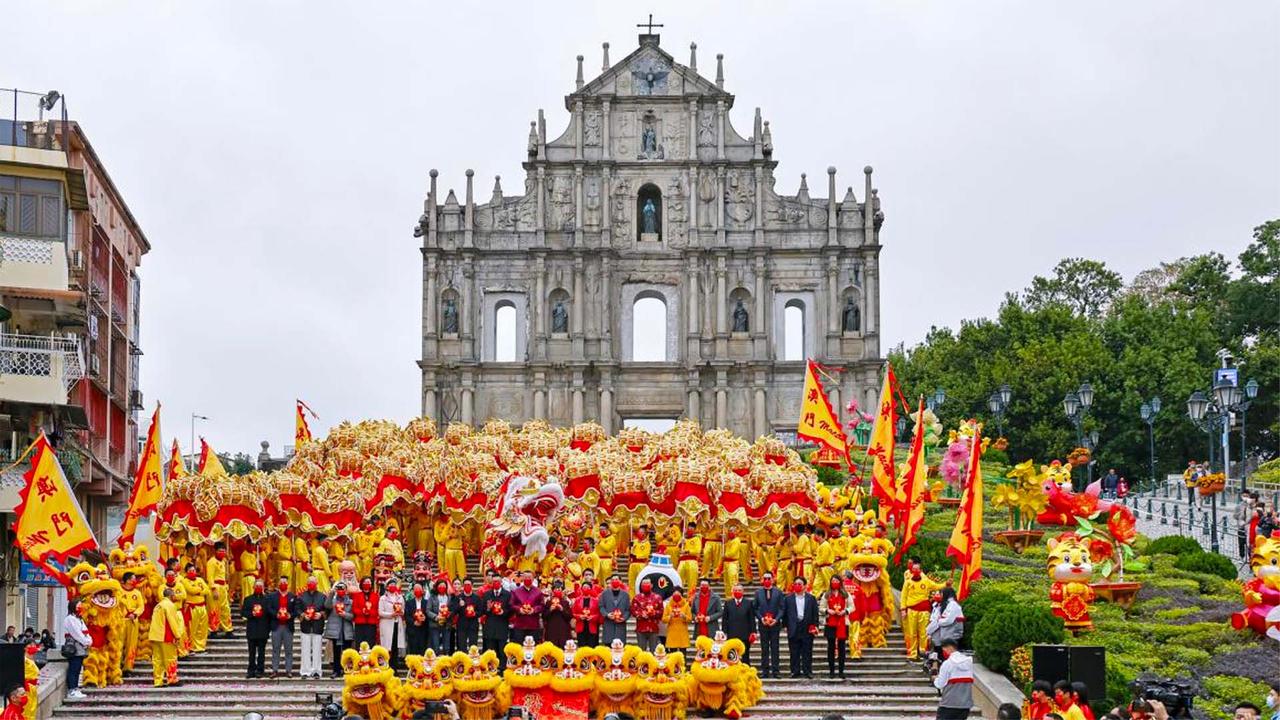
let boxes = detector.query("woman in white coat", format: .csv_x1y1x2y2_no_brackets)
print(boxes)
378,579,406,668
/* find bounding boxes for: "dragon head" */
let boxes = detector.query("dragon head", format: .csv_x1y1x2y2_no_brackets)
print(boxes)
341,643,396,709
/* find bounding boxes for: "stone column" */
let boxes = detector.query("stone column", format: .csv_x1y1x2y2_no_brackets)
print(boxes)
753,387,767,438
460,388,474,425
599,386,613,434
753,165,764,245
572,389,584,424
572,257,584,335
574,99,584,160
715,388,728,429
866,261,879,334
689,167,699,232
425,257,438,334
602,100,611,161
536,167,547,234
464,169,474,248
715,167,725,233
601,256,613,354
534,388,547,420
687,259,700,335
753,256,766,336
687,99,697,161
534,255,546,338
827,264,840,334
574,166,584,233
424,388,437,422
687,389,700,423
715,256,727,335
716,100,725,160
601,166,612,235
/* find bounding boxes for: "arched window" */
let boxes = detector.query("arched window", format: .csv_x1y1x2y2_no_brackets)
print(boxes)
494,302,517,362
784,300,805,361
632,295,667,361
636,183,662,242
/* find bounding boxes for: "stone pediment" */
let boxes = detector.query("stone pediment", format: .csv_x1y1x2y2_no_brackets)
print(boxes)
570,36,731,107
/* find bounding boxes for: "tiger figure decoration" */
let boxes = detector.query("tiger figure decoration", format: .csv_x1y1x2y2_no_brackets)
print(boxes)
1231,532,1280,636
1046,532,1096,632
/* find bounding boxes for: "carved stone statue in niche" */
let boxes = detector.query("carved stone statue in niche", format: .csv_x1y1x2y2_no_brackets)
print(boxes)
666,176,687,242
631,56,669,95
611,178,631,232
442,298,459,334
697,110,716,146
552,300,569,334
732,300,749,332
842,297,861,333
637,111,664,160
641,199,658,234
584,110,601,146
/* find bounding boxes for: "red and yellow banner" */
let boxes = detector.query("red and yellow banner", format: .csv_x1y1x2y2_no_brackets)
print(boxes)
13,433,97,569
796,360,851,470
296,400,316,446
167,438,187,482
119,404,163,545
946,427,985,600
865,365,899,522
894,396,928,562
197,438,227,477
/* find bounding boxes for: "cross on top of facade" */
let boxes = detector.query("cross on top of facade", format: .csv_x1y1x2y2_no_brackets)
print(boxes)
636,13,663,34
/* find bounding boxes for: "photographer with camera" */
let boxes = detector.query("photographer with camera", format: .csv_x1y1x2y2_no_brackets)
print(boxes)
409,698,461,720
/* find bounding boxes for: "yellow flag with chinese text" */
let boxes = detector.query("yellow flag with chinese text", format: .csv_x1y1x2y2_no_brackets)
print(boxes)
946,427,985,600
865,366,899,523
119,404,163,545
14,433,98,567
894,396,928,562
295,400,315,446
167,438,187,482
198,438,227,477
796,360,851,469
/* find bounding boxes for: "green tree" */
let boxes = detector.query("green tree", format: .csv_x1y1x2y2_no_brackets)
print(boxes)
1023,258,1124,319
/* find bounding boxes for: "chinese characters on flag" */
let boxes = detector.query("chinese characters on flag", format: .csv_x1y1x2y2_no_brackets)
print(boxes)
13,433,98,569
197,438,227,477
796,360,852,470
295,400,316,446
865,366,900,523
894,396,929,563
946,426,985,600
119,404,163,545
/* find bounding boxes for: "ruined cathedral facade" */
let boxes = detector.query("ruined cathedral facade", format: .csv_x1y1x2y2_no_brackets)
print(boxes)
416,33,885,439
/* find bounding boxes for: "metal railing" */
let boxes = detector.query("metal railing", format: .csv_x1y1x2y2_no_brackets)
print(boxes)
1116,483,1279,569
0,88,69,158
0,333,85,393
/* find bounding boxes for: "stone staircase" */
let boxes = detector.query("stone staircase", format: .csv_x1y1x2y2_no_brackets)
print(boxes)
53,555,951,719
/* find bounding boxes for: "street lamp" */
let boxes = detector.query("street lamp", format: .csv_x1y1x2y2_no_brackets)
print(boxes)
1139,396,1160,492
1062,382,1095,490
1186,386,1238,553
926,387,946,414
1241,378,1259,489
988,384,1011,438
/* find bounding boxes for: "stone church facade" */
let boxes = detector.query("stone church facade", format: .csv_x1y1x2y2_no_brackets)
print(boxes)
416,32,885,439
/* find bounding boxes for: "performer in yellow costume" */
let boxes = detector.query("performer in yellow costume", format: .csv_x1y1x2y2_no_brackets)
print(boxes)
119,572,145,672
657,522,681,554
721,530,742,596
441,520,467,580
276,535,295,592
206,547,232,636
628,527,652,590
596,523,618,581
700,529,723,584
355,527,375,579
310,538,332,593
380,524,406,573
181,566,211,652
239,546,260,603
328,539,347,581
676,528,702,591
776,530,794,587
736,530,754,584
577,538,601,580
751,529,776,581
292,534,311,591
22,643,38,720
790,531,814,589
813,531,836,592
540,544,566,583
148,588,185,687
899,559,946,660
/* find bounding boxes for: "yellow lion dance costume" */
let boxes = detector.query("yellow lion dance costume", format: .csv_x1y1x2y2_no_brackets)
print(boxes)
635,645,690,720
397,650,456,719
70,562,125,688
451,646,511,720
689,632,763,720
848,523,896,648
544,639,595,719
503,636,553,715
593,640,639,720
341,643,402,720
1232,532,1280,635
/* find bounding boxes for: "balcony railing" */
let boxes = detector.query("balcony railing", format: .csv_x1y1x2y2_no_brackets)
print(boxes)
0,234,71,293
0,333,85,404
0,88,69,158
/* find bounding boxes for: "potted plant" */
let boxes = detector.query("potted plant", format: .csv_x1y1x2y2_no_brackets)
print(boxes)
993,460,1047,553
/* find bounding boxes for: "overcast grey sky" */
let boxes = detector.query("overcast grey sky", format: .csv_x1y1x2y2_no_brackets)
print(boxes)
5,1,1277,456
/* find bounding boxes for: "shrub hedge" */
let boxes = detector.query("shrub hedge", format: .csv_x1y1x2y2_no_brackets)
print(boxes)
1145,535,1205,557
972,603,1065,674
1172,551,1238,580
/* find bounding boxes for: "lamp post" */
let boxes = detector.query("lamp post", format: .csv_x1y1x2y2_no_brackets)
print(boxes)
1062,381,1094,490
1139,396,1161,492
1241,378,1258,491
1186,385,1239,554
988,383,1011,439
896,415,907,443
190,413,209,463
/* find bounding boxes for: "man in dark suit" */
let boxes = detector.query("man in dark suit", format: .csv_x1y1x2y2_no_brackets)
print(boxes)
265,579,299,678
753,571,785,679
480,573,512,670
690,580,723,639
781,577,818,679
451,578,482,652
240,579,271,678
721,583,756,666
597,575,631,646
